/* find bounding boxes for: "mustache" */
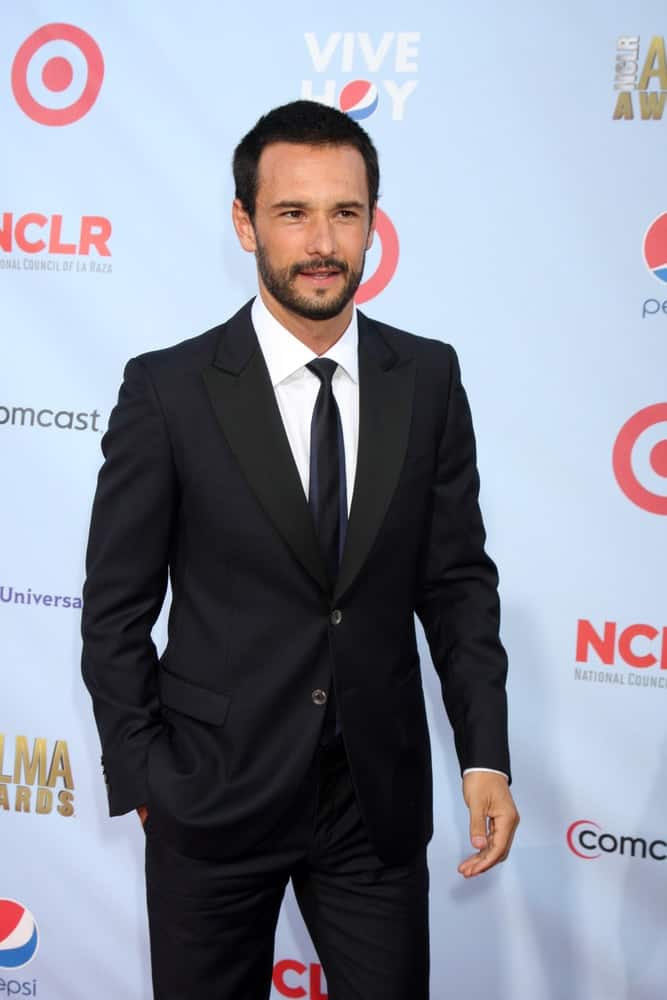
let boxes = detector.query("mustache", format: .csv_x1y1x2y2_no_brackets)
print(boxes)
289,258,349,278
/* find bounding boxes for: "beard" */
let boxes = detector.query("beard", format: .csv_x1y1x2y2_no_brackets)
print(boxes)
255,239,366,321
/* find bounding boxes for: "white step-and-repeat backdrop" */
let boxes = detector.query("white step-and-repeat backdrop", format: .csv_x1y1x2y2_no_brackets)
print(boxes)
2,2,666,997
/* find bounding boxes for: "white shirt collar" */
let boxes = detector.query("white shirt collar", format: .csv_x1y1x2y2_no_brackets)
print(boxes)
251,294,359,386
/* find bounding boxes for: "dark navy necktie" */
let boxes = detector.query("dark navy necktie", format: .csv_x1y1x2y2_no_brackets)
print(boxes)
307,358,347,742
306,358,348,586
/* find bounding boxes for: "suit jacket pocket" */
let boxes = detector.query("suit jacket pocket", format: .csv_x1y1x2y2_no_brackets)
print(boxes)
159,668,230,726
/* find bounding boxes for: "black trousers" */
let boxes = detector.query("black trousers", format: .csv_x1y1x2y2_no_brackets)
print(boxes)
145,735,430,1000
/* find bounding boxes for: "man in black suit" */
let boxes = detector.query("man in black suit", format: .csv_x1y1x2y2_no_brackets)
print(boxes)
82,100,518,1000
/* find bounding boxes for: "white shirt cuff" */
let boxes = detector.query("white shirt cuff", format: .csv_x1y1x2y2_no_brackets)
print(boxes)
462,767,508,780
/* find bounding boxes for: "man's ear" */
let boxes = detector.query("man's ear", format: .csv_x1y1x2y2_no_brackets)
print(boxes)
366,203,378,250
232,198,257,253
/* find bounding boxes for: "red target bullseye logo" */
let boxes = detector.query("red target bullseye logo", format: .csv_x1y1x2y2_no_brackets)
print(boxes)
613,403,667,515
11,23,104,126
355,208,399,305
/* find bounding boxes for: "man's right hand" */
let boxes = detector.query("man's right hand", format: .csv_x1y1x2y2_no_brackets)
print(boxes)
137,805,149,827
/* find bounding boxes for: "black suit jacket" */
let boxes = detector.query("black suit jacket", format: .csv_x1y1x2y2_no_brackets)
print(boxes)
81,300,509,863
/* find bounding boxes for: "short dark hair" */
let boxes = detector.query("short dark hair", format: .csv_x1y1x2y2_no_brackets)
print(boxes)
233,100,380,218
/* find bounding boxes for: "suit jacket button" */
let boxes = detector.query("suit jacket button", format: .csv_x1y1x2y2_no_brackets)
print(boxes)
330,609,342,625
312,689,327,706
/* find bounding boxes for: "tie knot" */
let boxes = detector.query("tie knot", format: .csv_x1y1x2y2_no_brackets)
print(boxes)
307,358,338,387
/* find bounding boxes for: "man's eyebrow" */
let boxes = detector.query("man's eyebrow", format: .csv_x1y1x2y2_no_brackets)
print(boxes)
270,200,309,209
269,200,366,210
333,200,366,210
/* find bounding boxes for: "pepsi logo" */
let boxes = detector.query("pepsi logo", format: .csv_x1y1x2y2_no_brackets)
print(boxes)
643,212,667,283
302,33,419,121
0,900,39,969
339,80,379,120
612,403,667,515
11,23,104,126
356,208,399,304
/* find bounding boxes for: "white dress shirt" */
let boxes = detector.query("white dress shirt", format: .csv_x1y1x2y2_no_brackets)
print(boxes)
250,294,506,782
251,294,358,511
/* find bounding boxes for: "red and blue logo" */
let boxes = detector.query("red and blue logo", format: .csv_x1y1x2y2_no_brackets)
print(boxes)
0,900,39,969
643,213,667,282
339,80,379,120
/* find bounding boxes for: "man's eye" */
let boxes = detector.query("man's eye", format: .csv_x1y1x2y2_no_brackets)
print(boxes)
282,210,304,219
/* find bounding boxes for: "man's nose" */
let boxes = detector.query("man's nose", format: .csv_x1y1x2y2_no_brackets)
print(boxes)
304,215,336,257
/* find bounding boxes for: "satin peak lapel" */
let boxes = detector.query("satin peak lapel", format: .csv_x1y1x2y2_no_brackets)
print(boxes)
334,312,415,603
201,302,329,593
